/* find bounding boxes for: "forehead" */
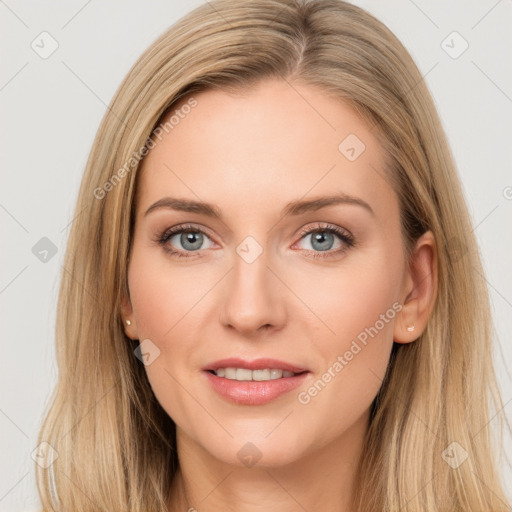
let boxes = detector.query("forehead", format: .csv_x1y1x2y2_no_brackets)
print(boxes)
136,79,396,224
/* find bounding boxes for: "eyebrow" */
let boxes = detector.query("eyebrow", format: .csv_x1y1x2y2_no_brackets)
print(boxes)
144,193,375,219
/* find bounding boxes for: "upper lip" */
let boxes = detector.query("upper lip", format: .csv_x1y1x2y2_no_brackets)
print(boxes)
203,358,309,374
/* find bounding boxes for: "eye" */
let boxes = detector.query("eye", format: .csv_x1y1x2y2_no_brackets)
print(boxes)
293,223,355,259
155,222,355,260
156,223,215,258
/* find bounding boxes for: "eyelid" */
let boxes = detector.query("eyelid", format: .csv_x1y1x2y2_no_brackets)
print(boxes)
160,223,216,240
295,222,352,241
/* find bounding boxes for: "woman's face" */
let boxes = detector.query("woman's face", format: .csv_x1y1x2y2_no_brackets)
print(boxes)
122,79,428,468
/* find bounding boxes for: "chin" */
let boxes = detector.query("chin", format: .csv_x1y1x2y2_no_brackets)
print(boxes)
205,435,307,470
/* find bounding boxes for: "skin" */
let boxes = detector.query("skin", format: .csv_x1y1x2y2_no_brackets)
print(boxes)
121,78,437,511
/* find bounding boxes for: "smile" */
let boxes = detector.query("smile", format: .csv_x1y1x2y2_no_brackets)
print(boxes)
203,369,310,405
210,367,300,380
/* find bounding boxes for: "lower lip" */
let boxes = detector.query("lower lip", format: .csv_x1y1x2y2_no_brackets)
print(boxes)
203,370,309,405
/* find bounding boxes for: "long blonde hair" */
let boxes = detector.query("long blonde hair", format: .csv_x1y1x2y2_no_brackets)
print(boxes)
35,0,510,510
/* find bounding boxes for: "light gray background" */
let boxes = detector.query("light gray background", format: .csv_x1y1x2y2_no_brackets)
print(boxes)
1,1,511,510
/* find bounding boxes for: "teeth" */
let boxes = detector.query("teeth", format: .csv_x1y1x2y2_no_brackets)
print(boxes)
213,367,297,381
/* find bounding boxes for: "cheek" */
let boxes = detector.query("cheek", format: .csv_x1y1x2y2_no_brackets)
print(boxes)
127,245,214,341
126,259,188,422
126,245,223,420
292,248,402,424
291,248,402,351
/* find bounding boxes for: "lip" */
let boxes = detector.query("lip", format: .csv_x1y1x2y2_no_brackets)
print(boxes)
203,370,310,405
202,357,309,373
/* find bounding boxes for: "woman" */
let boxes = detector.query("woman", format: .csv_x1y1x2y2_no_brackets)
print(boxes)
35,0,510,510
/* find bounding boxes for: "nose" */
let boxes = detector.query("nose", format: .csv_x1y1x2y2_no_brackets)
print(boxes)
220,247,286,336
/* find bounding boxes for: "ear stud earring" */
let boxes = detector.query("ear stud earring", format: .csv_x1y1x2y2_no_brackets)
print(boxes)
126,320,132,326
406,324,415,332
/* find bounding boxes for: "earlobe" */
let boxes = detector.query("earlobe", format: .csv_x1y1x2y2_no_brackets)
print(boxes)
393,297,419,344
120,292,138,339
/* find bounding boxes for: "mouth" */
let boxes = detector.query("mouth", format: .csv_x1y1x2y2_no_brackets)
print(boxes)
202,357,311,405
206,368,308,381
203,357,309,375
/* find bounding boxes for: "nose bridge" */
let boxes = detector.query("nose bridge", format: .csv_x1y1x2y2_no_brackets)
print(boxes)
221,234,284,333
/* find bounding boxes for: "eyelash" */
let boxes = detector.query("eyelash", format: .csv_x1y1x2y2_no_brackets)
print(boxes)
155,222,355,260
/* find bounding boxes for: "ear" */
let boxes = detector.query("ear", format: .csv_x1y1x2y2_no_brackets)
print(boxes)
120,288,138,340
394,230,438,344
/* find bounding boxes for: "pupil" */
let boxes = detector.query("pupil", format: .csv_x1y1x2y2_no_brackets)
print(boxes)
312,232,333,251
181,231,203,250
